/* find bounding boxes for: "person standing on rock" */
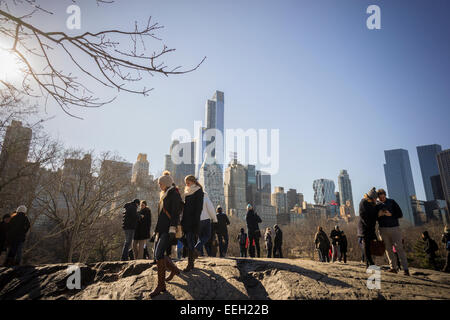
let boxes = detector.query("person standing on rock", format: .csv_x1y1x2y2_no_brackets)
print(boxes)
273,224,283,258
133,200,152,260
237,228,248,257
181,175,204,272
330,225,342,262
194,192,218,256
5,206,30,266
422,231,439,271
264,227,273,258
441,226,450,273
151,174,183,298
314,226,330,262
246,204,262,258
358,187,378,268
339,231,348,263
121,199,140,261
376,188,410,275
216,205,230,257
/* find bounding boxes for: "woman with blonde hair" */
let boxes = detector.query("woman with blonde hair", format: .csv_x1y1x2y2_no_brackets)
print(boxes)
181,175,204,272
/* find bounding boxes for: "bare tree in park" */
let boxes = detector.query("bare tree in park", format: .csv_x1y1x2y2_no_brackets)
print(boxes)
0,0,205,117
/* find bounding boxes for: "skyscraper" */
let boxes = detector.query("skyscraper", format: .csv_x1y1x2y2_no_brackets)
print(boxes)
199,156,225,209
256,170,271,193
0,120,32,175
417,144,442,201
224,159,246,218
132,153,150,185
437,149,450,216
165,140,196,186
245,164,257,206
313,179,336,205
338,169,355,216
383,149,416,225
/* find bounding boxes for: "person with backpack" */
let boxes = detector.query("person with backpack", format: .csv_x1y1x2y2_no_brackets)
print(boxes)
264,227,273,258
133,200,152,260
422,231,439,271
121,199,140,261
376,188,410,275
0,213,11,266
181,175,204,272
194,192,218,256
237,228,248,257
273,224,283,258
441,226,450,273
246,204,262,258
314,226,330,262
215,205,230,257
150,173,182,298
339,231,348,263
5,206,30,266
330,225,342,262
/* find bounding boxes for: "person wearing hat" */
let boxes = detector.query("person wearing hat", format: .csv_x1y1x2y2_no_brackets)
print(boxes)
441,225,450,273
357,187,378,268
120,198,140,261
5,205,30,266
246,204,262,258
329,225,342,262
215,205,230,257
150,173,183,298
273,224,283,258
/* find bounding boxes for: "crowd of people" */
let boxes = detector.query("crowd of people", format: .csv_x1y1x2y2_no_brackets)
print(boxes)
1,177,449,298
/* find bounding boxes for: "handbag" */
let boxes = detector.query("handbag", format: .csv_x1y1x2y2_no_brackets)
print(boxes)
370,239,386,256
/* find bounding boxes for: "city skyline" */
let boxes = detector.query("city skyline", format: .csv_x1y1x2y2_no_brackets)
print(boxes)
13,0,448,208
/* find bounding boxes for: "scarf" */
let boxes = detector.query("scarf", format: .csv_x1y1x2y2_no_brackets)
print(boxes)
183,184,201,200
158,185,174,214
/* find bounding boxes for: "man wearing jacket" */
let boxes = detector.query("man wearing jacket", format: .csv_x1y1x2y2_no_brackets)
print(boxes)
215,205,230,257
376,189,409,275
246,204,262,258
121,199,140,261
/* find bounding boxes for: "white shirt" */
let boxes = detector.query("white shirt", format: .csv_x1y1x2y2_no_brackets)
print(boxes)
200,193,218,222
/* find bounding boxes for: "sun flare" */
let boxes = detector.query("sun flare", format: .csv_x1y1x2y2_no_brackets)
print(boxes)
0,49,22,82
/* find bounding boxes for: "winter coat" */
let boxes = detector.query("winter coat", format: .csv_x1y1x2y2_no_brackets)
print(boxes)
377,198,403,228
314,230,330,250
442,232,450,251
274,228,283,247
181,187,204,234
0,221,9,252
246,209,262,233
340,234,348,253
264,232,272,248
155,187,183,235
423,236,438,256
215,212,230,236
7,212,30,243
238,232,247,247
200,193,218,222
357,198,378,239
122,202,139,230
134,207,152,240
330,229,341,245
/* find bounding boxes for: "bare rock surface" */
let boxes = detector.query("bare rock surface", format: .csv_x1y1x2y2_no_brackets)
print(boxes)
0,258,449,300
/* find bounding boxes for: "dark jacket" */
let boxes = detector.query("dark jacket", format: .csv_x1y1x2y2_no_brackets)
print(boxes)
274,228,283,247
0,221,9,251
358,198,378,238
7,212,30,243
238,232,247,247
216,212,230,236
155,187,183,235
340,234,348,253
377,198,403,228
122,202,139,230
181,188,204,234
246,209,262,233
330,229,341,245
134,207,152,240
442,232,450,251
423,235,438,256
314,230,330,250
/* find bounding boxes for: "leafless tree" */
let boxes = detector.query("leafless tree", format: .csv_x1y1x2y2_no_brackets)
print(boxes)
0,0,205,118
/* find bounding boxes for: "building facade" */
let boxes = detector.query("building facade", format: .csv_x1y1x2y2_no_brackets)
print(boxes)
437,149,450,218
337,169,354,216
417,144,442,201
313,179,336,205
224,159,247,219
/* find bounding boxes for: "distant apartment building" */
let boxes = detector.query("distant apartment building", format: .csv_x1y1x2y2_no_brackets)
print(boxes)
224,159,247,219
417,144,442,201
338,169,354,216
199,156,225,209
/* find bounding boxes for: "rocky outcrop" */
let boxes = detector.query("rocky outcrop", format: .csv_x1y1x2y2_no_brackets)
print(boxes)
0,258,449,300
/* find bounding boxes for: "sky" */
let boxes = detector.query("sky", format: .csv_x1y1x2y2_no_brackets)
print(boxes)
3,0,450,207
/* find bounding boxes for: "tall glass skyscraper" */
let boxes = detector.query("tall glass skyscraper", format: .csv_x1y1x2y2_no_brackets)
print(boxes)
313,179,336,205
383,149,416,225
437,149,450,217
338,169,355,215
417,144,442,201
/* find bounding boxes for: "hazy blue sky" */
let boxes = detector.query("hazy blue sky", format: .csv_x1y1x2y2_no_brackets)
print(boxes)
17,0,450,206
